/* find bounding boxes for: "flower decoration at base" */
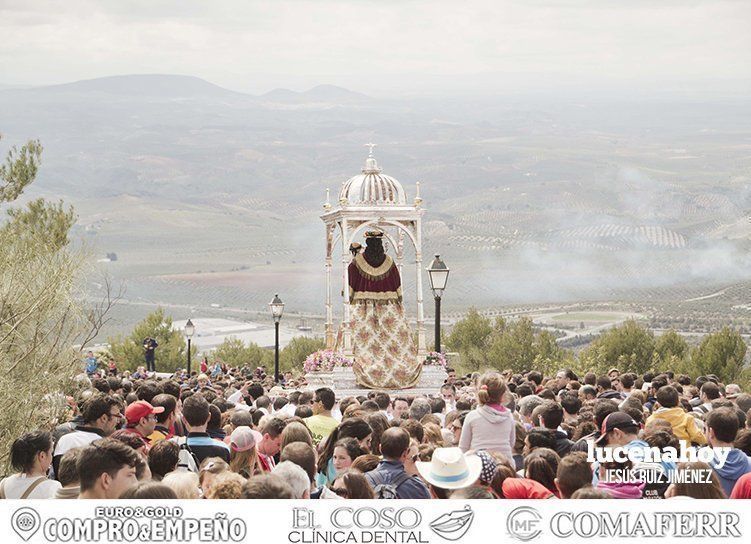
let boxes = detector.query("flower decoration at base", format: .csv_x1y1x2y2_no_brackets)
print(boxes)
423,351,448,367
303,350,354,373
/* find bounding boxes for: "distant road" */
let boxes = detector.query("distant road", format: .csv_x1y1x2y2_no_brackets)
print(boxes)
683,289,727,302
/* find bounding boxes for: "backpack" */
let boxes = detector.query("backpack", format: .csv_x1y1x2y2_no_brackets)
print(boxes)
172,436,199,473
369,471,412,499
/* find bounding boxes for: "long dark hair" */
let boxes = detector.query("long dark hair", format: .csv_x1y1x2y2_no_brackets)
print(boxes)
524,450,558,494
317,418,372,474
489,465,517,498
334,469,374,499
333,438,367,463
363,237,386,266
10,431,53,473
365,412,388,455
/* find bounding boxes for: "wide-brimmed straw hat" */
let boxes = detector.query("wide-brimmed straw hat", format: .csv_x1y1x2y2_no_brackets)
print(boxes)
415,447,482,490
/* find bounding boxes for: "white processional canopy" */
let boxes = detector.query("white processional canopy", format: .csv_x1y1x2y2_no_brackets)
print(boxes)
320,144,427,359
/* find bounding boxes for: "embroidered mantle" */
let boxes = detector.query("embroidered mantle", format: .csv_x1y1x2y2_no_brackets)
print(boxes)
348,254,402,303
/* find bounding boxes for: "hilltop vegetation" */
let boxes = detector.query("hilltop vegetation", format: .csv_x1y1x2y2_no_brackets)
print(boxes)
445,309,749,386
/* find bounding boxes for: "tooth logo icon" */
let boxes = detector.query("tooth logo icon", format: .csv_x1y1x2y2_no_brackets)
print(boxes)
429,505,474,541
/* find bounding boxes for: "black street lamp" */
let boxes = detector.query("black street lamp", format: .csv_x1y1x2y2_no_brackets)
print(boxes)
426,255,450,353
269,293,284,383
184,319,195,376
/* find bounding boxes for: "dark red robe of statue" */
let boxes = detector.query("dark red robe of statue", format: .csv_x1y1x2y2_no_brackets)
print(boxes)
348,253,402,303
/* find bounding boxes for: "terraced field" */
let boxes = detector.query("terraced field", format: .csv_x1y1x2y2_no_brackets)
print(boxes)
550,225,687,249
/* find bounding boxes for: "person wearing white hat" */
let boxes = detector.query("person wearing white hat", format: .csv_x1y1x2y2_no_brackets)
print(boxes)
415,447,482,499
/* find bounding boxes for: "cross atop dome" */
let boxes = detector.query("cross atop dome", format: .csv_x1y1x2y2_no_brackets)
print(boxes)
362,142,382,174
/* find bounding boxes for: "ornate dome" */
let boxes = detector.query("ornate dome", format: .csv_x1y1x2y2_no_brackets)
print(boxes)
338,149,407,207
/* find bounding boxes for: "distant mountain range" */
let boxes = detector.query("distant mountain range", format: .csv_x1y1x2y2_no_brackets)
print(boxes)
33,74,248,99
261,84,369,103
1,73,751,314
2,74,370,104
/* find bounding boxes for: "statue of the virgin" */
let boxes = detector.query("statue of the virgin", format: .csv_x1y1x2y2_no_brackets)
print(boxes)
347,230,421,389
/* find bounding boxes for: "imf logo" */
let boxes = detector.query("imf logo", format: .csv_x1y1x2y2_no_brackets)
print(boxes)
507,506,542,542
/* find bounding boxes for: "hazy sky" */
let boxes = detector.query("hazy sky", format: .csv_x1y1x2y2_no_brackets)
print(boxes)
1,0,749,95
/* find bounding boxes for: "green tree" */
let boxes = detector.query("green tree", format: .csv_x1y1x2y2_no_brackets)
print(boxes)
106,308,191,372
446,310,569,374
580,320,655,375
689,327,747,383
2,198,75,249
445,308,494,371
445,308,494,353
655,329,689,366
487,317,537,371
486,318,568,373
0,136,104,473
0,138,43,201
214,337,273,369
279,336,326,374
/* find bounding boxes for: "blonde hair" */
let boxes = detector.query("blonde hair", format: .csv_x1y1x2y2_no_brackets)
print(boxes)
205,472,247,499
629,390,647,404
198,457,229,487
281,421,314,450
229,447,263,477
422,423,444,446
161,471,200,499
420,414,441,427
477,372,508,405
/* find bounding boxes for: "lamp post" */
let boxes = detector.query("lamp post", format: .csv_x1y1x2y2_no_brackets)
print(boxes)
184,319,195,376
269,293,284,383
426,255,450,353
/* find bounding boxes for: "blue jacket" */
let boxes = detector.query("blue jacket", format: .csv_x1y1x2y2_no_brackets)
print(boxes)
711,448,751,497
365,460,429,499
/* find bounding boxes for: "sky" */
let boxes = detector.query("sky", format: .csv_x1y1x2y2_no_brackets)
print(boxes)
1,0,750,96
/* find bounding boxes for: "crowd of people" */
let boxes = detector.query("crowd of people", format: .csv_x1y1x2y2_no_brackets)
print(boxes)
3,359,751,500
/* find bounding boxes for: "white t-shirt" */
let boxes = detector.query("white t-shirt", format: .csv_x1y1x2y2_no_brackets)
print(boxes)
0,474,61,499
53,429,104,458
280,403,298,418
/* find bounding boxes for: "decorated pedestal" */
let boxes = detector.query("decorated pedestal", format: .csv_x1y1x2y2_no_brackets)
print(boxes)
304,371,333,389
304,365,447,397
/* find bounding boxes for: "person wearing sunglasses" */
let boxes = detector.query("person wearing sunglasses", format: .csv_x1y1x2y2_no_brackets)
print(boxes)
52,394,124,476
450,412,468,446
304,388,339,446
330,470,374,499
122,400,164,449
364,428,430,499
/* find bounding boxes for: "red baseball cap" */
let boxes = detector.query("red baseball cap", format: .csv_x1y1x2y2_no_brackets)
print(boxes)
125,400,164,425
